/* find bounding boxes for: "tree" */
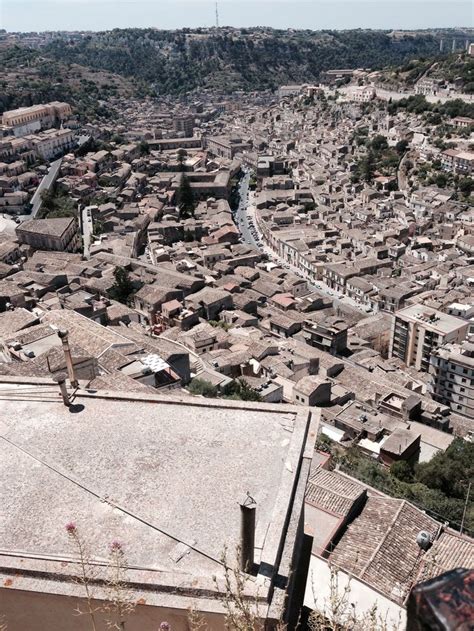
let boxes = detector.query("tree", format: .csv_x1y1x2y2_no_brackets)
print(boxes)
223,379,262,402
395,139,409,154
138,140,150,156
415,438,474,499
371,135,388,152
177,148,187,171
391,460,414,483
39,188,77,219
177,173,195,218
386,178,398,192
458,177,473,198
188,378,218,398
433,173,448,188
337,438,474,533
108,267,135,305
361,151,376,183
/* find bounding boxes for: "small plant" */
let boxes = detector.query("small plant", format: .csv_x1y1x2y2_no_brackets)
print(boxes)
102,541,136,631
65,523,136,631
65,522,101,631
309,566,402,631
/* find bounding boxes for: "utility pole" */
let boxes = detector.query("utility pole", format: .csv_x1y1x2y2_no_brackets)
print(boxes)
215,1,219,29
460,480,471,536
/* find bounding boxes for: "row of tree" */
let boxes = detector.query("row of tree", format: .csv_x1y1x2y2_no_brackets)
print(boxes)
318,435,474,535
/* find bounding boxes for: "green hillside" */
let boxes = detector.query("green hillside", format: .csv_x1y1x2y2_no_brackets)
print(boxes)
40,28,443,94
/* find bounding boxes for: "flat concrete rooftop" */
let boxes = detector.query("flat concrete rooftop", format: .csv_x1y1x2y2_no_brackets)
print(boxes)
395,304,468,335
0,377,315,615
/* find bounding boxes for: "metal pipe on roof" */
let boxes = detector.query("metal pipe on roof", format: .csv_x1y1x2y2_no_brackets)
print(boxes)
54,373,70,407
239,492,257,574
57,329,78,388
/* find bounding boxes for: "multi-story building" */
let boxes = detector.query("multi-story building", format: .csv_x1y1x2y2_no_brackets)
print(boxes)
29,128,76,161
324,258,392,294
429,341,474,419
300,318,349,356
1,102,72,137
351,86,376,102
446,302,474,335
278,85,304,98
452,116,474,129
206,136,252,160
16,217,78,252
389,305,469,372
149,137,202,151
173,114,195,137
441,149,474,175
415,78,438,96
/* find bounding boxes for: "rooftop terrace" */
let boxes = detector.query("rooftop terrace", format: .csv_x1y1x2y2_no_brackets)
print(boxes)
0,377,316,625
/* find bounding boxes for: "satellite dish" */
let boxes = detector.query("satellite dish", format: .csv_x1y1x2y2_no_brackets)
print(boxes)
416,531,432,551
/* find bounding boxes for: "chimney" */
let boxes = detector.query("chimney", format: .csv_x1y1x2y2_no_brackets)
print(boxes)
54,373,71,407
57,329,78,388
239,493,257,573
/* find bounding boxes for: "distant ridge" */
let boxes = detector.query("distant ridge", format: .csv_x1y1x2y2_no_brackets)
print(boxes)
37,27,448,94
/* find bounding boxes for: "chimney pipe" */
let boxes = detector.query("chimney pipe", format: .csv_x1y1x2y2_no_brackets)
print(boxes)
239,493,257,573
54,373,71,407
58,329,78,388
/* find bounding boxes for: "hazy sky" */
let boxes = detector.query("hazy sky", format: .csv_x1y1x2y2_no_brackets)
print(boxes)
1,0,472,32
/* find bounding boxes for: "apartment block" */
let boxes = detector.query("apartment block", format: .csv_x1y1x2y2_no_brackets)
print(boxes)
441,149,474,175
173,114,195,137
389,305,469,372
429,341,474,419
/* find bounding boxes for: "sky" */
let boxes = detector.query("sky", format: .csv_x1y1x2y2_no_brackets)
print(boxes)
1,0,472,32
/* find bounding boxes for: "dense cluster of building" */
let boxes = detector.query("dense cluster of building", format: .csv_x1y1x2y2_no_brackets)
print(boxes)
0,72,472,629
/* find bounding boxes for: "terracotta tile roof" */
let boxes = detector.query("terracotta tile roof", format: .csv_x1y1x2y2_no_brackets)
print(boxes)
360,501,438,603
305,468,365,517
328,494,474,605
420,532,474,582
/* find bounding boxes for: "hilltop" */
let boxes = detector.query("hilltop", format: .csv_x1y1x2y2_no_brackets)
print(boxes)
38,27,446,94
374,51,474,93
0,45,147,119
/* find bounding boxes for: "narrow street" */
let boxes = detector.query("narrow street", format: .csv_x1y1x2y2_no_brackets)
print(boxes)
81,205,94,259
397,151,410,194
234,170,370,314
234,169,259,248
25,157,63,221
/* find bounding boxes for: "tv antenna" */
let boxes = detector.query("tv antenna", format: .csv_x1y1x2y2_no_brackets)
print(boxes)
215,1,220,28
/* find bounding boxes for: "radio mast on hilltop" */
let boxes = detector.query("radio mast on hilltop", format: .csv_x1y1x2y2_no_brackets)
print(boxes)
215,1,220,28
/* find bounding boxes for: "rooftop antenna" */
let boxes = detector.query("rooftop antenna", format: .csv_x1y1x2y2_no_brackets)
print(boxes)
215,1,220,29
